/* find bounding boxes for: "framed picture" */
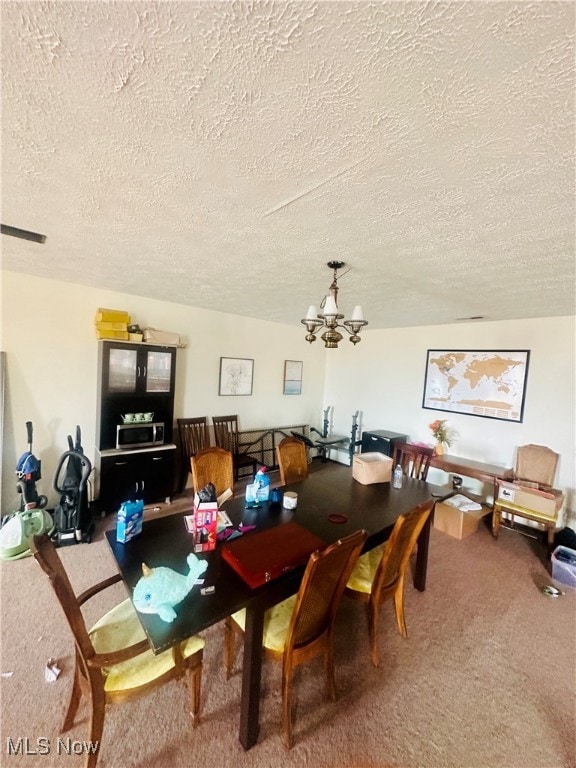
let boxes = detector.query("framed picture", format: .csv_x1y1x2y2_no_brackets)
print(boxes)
219,357,254,396
283,360,303,395
422,349,530,423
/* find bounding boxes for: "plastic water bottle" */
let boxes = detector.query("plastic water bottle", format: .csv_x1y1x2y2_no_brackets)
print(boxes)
393,464,403,489
253,467,270,502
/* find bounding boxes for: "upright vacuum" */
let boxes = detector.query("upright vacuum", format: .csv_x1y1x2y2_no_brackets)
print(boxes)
52,425,94,545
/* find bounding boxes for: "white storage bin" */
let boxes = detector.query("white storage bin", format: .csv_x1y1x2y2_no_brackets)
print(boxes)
551,546,576,589
352,453,393,484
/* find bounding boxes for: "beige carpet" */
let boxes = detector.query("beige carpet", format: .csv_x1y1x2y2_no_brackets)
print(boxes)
1,487,575,768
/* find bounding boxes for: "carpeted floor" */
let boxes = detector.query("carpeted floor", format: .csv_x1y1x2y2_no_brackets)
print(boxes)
1,472,575,768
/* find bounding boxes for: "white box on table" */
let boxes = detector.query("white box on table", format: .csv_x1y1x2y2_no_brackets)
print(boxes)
352,453,393,484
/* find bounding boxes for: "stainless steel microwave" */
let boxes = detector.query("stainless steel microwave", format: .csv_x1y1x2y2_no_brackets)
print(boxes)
116,422,165,450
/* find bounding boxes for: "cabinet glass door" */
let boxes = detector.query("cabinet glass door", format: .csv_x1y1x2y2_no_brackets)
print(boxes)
108,348,138,392
145,350,172,392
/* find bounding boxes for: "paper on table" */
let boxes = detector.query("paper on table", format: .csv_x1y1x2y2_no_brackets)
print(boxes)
444,494,483,512
217,509,233,531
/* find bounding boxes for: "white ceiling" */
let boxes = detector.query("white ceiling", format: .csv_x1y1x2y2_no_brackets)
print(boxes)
2,1,575,331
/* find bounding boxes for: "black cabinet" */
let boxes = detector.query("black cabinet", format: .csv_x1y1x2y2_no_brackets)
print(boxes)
100,341,175,396
96,446,176,515
95,340,178,513
360,430,408,458
96,341,176,450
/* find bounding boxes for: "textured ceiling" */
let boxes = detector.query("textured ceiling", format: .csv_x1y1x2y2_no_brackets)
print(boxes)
2,1,575,331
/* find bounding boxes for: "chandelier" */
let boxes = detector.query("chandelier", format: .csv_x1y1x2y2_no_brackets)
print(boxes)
301,261,368,348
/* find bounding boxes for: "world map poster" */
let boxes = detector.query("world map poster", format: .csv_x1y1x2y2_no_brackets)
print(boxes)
422,350,530,423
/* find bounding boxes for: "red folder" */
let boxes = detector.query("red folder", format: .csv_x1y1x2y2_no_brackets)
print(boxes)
221,522,326,589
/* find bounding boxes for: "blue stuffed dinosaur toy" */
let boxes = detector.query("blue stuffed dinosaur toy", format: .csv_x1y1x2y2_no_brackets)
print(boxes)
132,553,208,623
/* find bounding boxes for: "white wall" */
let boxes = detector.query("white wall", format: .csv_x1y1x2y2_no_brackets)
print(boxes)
0,271,326,511
323,317,576,527
2,271,574,529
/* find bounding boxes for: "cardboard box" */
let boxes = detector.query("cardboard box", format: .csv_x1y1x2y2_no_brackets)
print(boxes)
496,480,563,521
551,546,576,589
353,453,393,484
95,320,129,332
96,308,131,323
116,499,143,543
434,500,488,540
185,497,218,553
143,328,180,346
95,329,130,340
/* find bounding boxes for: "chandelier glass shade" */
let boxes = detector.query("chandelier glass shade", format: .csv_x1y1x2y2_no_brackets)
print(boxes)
301,261,368,348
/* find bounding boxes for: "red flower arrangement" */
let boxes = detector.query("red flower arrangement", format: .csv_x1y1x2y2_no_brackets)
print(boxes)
429,419,451,446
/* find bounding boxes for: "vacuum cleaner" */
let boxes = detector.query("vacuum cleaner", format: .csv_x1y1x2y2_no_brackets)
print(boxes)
52,425,94,545
0,421,53,561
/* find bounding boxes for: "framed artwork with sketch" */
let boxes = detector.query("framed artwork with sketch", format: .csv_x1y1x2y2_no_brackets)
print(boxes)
219,357,254,396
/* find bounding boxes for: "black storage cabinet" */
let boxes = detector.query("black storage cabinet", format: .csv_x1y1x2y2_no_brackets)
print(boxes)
96,445,176,516
360,430,408,458
95,340,178,513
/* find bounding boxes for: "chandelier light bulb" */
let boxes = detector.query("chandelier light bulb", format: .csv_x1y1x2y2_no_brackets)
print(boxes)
322,295,338,316
300,261,368,348
306,305,319,320
351,305,364,321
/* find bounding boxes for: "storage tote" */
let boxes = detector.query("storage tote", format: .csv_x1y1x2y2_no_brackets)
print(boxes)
551,546,576,589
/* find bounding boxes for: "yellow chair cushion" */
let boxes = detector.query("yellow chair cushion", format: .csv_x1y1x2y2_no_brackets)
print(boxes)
231,595,297,654
346,544,385,594
89,598,205,692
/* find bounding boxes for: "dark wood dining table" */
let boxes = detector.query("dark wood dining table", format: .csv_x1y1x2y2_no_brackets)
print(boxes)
105,461,447,750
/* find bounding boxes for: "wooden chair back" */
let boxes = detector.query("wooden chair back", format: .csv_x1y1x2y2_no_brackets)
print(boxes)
276,436,308,485
177,417,210,492
371,500,434,607
191,447,234,497
212,415,258,480
178,417,209,455
32,533,97,662
212,414,240,453
515,444,558,488
393,442,434,480
286,529,367,656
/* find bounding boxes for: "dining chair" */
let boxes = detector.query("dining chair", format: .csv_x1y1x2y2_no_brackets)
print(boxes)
190,446,234,497
212,415,259,480
392,442,434,481
30,533,204,768
224,528,367,749
177,417,210,492
276,436,309,485
344,500,434,667
492,443,563,546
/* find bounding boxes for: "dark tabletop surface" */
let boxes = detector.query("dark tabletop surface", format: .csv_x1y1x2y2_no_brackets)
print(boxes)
105,461,447,653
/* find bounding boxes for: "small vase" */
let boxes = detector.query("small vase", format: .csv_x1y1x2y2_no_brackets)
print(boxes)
434,442,444,456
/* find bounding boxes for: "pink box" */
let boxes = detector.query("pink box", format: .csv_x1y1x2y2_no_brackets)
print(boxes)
185,500,218,553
